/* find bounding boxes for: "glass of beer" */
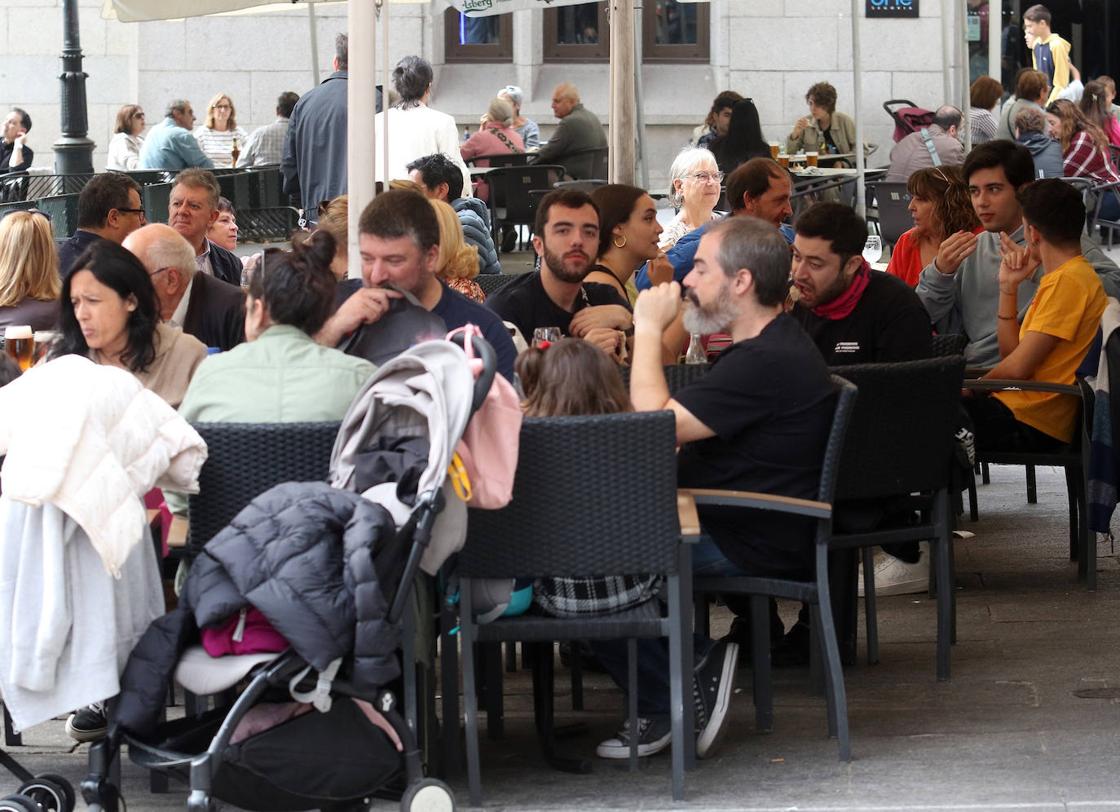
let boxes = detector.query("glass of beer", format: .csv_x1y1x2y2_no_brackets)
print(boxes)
4,325,34,372
768,141,780,160
32,330,58,364
777,152,790,169
806,151,819,168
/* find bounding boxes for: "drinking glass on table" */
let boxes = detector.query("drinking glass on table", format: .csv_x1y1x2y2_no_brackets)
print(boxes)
532,327,561,348
4,325,33,372
32,330,58,364
805,151,819,168
862,235,883,265
768,141,780,160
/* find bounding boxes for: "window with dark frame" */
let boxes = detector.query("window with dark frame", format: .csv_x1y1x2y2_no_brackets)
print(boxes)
544,0,709,63
544,2,609,62
444,9,513,63
643,0,709,63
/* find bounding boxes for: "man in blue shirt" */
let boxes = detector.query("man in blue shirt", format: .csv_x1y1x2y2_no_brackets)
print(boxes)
636,157,793,290
138,100,213,171
318,190,517,380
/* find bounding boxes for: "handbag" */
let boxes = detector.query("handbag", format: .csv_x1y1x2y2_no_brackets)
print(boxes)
446,325,521,509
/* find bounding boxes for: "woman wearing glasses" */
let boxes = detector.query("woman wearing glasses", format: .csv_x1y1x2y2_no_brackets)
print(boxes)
886,165,979,287
193,93,248,169
106,105,146,171
661,147,723,250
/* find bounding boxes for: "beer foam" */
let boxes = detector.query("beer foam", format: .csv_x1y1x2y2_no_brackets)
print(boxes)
4,325,31,340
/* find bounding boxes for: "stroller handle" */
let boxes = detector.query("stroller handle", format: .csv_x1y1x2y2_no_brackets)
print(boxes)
467,333,498,413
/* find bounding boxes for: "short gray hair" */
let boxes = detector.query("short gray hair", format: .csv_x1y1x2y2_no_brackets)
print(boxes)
166,99,191,118
1014,105,1048,135
137,226,196,282
668,147,717,209
706,216,791,307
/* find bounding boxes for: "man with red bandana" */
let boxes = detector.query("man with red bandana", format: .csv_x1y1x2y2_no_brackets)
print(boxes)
486,188,632,355
791,202,931,365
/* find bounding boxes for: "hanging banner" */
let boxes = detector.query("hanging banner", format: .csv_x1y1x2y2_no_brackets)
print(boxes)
446,0,591,16
865,0,919,18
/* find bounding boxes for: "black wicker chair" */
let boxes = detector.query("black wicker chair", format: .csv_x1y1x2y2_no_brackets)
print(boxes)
829,357,965,681
931,334,968,357
185,422,340,557
475,273,520,300
485,165,566,248
457,411,692,804
967,377,1096,589
618,363,709,392
690,375,857,761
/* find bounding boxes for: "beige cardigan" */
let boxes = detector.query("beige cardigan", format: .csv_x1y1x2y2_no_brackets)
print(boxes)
94,323,207,408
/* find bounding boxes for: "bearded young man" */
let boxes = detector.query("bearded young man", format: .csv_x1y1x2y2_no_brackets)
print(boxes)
585,216,835,761
486,188,632,355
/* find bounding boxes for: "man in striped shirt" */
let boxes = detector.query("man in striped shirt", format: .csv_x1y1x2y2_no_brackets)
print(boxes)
242,92,299,167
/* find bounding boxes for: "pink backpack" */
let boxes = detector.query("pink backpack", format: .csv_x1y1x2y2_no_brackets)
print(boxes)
447,326,522,509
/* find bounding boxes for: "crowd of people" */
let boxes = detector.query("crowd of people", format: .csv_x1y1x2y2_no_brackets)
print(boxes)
2,0,1120,775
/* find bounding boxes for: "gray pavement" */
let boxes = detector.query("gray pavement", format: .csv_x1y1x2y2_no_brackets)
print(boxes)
2,464,1119,810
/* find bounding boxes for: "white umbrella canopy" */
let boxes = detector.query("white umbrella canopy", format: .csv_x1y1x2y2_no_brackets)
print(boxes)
100,0,344,23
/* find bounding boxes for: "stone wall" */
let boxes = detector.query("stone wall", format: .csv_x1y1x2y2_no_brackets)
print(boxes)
0,0,963,190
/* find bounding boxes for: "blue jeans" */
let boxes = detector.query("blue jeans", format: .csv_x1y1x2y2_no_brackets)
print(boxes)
588,537,750,718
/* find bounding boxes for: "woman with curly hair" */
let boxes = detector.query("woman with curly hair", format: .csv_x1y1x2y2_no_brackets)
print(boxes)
887,165,980,287
787,81,856,158
429,198,484,303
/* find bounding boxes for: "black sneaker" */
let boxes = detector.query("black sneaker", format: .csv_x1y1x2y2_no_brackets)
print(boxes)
693,639,738,758
65,702,107,743
596,716,672,759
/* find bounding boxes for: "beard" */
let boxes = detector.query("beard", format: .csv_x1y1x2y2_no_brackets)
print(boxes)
803,272,851,309
682,282,739,335
542,244,591,284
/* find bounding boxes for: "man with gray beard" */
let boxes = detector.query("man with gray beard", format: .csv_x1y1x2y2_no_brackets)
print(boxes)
587,216,836,762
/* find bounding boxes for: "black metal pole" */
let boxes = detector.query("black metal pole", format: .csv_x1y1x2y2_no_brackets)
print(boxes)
53,0,95,175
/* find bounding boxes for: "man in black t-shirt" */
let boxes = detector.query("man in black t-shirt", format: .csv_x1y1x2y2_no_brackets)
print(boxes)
590,216,835,763
791,202,931,365
486,188,631,354
0,108,32,175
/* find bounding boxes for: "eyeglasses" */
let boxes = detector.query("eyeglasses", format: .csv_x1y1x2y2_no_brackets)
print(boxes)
214,104,232,111
686,171,724,184
0,208,50,223
133,112,145,119
116,207,146,216
149,267,171,278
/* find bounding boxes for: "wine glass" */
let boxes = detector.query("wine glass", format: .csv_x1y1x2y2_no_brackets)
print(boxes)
862,235,883,265
532,327,561,348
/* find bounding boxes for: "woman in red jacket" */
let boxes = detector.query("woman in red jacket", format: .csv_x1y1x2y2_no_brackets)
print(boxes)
886,165,980,287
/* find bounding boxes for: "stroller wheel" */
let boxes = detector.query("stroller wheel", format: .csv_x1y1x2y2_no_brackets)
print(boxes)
21,774,76,812
0,794,39,812
400,778,455,812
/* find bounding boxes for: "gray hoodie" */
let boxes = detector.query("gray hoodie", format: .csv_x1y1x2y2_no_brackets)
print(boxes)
915,226,1120,367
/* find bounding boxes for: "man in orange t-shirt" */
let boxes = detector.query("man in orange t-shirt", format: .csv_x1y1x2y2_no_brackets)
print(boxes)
964,179,1106,450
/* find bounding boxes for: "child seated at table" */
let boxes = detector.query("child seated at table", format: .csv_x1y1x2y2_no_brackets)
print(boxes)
516,338,662,617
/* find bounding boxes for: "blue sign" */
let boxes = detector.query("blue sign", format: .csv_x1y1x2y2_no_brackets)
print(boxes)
866,0,919,18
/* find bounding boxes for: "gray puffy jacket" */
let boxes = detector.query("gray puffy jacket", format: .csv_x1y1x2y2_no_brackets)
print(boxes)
452,197,502,275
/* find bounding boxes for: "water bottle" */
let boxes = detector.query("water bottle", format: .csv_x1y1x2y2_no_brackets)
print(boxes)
463,127,470,143
684,333,707,365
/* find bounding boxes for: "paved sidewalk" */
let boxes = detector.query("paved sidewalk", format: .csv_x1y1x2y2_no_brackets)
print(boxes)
1,464,1116,811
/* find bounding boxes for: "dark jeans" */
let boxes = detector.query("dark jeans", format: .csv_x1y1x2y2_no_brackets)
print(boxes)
587,537,748,718
963,394,1065,453
1099,188,1120,223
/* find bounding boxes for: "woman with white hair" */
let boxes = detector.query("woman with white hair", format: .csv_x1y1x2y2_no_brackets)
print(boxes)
373,55,472,194
497,85,539,149
659,147,723,250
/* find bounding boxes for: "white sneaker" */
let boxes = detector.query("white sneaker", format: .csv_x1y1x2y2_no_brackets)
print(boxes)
858,543,929,597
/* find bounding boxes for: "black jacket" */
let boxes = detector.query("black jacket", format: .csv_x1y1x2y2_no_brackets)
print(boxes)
114,482,402,739
182,271,246,351
206,240,243,287
56,229,105,278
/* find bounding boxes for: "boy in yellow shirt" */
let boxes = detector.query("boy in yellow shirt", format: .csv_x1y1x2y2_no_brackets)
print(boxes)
965,178,1106,450
1024,5,1072,104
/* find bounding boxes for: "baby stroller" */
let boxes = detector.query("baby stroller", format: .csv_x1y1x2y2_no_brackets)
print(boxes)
883,99,935,142
80,333,498,812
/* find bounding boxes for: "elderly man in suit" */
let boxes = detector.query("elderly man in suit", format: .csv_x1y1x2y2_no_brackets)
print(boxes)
123,224,246,351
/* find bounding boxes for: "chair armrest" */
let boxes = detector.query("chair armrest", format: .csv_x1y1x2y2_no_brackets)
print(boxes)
679,488,832,519
965,378,1081,396
677,490,701,540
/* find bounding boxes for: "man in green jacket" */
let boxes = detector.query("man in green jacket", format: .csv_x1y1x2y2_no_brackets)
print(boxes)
533,83,607,180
